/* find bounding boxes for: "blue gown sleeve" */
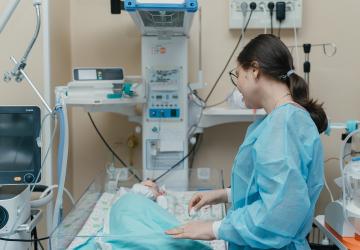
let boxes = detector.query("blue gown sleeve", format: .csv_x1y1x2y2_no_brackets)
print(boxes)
219,109,316,249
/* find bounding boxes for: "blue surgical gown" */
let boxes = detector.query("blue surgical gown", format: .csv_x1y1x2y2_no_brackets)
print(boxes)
219,103,324,250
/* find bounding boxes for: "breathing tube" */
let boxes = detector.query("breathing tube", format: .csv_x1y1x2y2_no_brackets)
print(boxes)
52,95,69,230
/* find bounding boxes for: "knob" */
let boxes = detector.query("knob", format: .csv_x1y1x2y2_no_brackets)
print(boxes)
24,174,34,183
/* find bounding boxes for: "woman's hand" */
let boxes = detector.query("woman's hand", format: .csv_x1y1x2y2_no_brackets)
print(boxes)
188,189,228,213
165,221,215,241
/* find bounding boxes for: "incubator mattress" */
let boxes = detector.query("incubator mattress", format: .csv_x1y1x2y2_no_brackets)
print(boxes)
63,189,227,250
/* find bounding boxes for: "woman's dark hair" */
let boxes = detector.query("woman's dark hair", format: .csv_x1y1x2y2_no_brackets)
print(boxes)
238,34,328,133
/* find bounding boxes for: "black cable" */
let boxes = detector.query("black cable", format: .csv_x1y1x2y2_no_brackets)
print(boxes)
87,112,127,167
154,134,200,182
0,236,50,243
268,2,275,35
343,151,360,160
189,135,202,169
87,113,142,182
48,237,52,250
204,9,254,103
31,226,45,250
275,2,285,39
39,240,45,250
193,90,206,105
189,134,203,169
32,225,39,250
278,22,282,38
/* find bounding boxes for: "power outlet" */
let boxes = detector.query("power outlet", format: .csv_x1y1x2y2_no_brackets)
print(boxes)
229,0,302,29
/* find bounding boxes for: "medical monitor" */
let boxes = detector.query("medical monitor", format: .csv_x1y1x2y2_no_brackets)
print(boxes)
0,106,41,184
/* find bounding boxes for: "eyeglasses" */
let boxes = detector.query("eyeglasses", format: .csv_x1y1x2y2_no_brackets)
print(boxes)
229,68,238,87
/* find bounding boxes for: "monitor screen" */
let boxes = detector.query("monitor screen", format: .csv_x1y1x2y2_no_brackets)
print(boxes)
0,107,41,184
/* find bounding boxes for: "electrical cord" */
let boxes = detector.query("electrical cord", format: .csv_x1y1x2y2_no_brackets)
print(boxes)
32,225,44,250
187,105,205,137
0,236,50,243
343,151,360,159
325,157,340,163
31,111,57,193
188,85,206,108
275,2,285,39
204,8,254,104
189,134,203,169
87,112,142,182
260,3,267,34
323,157,339,203
153,134,200,182
268,2,275,35
37,231,45,250
292,12,300,71
0,211,51,244
39,240,45,250
278,22,282,38
189,85,235,109
32,224,38,250
40,185,75,206
206,88,236,108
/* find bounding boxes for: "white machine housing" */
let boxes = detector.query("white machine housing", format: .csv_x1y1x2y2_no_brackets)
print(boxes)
0,185,31,250
141,37,189,187
325,200,359,237
126,0,197,187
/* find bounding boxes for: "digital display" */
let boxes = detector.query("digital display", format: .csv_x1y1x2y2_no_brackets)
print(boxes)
74,68,124,81
78,69,97,80
0,114,35,172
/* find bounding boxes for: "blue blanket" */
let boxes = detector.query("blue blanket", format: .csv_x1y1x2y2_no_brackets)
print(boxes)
73,193,211,250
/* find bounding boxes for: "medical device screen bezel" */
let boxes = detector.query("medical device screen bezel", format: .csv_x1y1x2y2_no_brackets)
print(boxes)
0,106,41,184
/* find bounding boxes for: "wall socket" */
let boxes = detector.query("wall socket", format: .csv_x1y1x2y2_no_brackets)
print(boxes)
229,0,303,30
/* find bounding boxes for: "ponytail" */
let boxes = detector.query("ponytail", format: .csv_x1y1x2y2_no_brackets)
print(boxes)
238,34,328,134
288,74,328,133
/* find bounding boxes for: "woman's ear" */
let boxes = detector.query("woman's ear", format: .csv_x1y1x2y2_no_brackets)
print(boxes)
252,67,260,80
250,61,260,80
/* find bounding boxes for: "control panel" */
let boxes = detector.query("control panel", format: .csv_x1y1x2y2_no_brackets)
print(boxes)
147,68,182,119
229,0,302,29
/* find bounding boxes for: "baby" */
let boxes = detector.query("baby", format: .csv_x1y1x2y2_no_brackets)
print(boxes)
130,180,168,209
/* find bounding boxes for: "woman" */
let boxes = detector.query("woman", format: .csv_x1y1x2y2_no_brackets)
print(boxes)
166,34,327,249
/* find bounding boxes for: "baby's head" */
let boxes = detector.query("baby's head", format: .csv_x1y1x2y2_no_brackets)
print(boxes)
141,180,165,197
132,180,165,200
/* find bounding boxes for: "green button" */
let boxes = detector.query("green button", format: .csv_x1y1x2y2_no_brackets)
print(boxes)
107,93,122,99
